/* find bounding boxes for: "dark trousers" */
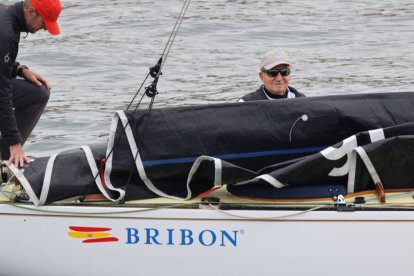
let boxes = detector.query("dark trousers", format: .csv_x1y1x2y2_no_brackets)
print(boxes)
0,79,50,160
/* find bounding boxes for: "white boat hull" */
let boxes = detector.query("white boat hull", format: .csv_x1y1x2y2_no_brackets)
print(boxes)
1,204,413,276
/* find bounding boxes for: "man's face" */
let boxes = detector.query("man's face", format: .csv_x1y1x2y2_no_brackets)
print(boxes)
25,7,46,34
259,64,291,96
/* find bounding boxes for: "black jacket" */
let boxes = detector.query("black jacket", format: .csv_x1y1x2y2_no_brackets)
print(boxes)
240,85,305,102
0,2,28,146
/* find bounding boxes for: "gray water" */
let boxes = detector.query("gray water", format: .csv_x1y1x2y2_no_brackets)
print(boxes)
4,0,414,156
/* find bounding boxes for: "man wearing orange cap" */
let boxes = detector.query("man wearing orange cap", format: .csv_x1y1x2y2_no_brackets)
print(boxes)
0,0,61,167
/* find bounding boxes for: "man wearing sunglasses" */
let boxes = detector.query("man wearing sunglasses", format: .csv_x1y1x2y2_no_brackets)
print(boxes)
0,0,61,167
239,49,305,102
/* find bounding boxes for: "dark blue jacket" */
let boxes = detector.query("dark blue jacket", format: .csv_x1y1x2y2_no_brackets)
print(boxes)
0,2,27,146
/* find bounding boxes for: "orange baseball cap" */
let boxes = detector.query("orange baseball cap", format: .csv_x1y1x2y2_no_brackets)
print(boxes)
30,0,62,35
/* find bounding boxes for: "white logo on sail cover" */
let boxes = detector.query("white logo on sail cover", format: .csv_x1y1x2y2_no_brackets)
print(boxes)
320,129,385,177
321,135,357,176
3,53,10,63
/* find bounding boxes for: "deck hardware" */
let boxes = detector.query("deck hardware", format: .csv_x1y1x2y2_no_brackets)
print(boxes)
199,197,221,209
334,194,346,206
354,197,365,204
149,57,163,78
375,182,386,204
145,76,159,98
334,194,355,212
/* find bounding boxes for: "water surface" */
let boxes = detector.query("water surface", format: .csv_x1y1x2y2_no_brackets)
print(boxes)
4,0,414,156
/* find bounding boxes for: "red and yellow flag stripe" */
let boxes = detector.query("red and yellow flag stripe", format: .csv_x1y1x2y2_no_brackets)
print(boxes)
68,226,119,243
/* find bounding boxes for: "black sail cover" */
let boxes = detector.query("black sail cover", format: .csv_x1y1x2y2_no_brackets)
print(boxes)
12,92,414,205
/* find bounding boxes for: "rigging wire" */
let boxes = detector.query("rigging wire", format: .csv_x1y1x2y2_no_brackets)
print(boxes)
125,74,151,110
126,0,192,112
160,0,192,70
88,0,192,197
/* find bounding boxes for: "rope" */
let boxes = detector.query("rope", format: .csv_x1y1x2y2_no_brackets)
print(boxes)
0,201,196,215
4,189,414,217
0,200,328,219
207,204,327,220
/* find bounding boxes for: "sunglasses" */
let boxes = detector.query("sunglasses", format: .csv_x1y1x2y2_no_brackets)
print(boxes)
263,68,291,77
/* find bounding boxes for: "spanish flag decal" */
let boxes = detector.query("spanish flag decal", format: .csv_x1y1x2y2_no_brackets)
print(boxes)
68,226,119,243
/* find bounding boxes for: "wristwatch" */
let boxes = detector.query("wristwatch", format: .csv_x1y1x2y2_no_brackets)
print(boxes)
17,65,29,77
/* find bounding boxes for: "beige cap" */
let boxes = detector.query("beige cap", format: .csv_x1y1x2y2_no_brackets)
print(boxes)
260,49,290,70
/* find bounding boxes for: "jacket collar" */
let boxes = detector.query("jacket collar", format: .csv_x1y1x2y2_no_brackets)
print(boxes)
10,2,29,33
261,85,289,99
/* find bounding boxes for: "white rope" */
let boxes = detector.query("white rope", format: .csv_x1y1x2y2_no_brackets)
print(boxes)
207,204,326,220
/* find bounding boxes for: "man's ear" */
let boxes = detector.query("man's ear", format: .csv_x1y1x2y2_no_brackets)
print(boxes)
259,71,264,81
27,6,37,16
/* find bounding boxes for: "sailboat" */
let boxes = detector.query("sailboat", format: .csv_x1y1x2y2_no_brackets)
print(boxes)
2,91,414,276
2,1,414,275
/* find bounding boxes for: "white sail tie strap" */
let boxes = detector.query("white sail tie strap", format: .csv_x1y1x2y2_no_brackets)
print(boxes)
368,128,385,142
38,153,58,206
106,111,186,200
354,146,382,186
256,174,285,188
102,112,124,200
186,156,222,199
80,146,118,202
347,150,358,194
118,110,185,200
6,163,40,206
213,158,222,187
347,128,385,193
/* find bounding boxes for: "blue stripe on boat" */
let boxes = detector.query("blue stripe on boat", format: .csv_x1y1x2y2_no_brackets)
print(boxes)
142,146,327,166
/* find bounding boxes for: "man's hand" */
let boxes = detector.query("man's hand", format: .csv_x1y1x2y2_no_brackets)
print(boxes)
21,68,52,90
8,143,31,168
